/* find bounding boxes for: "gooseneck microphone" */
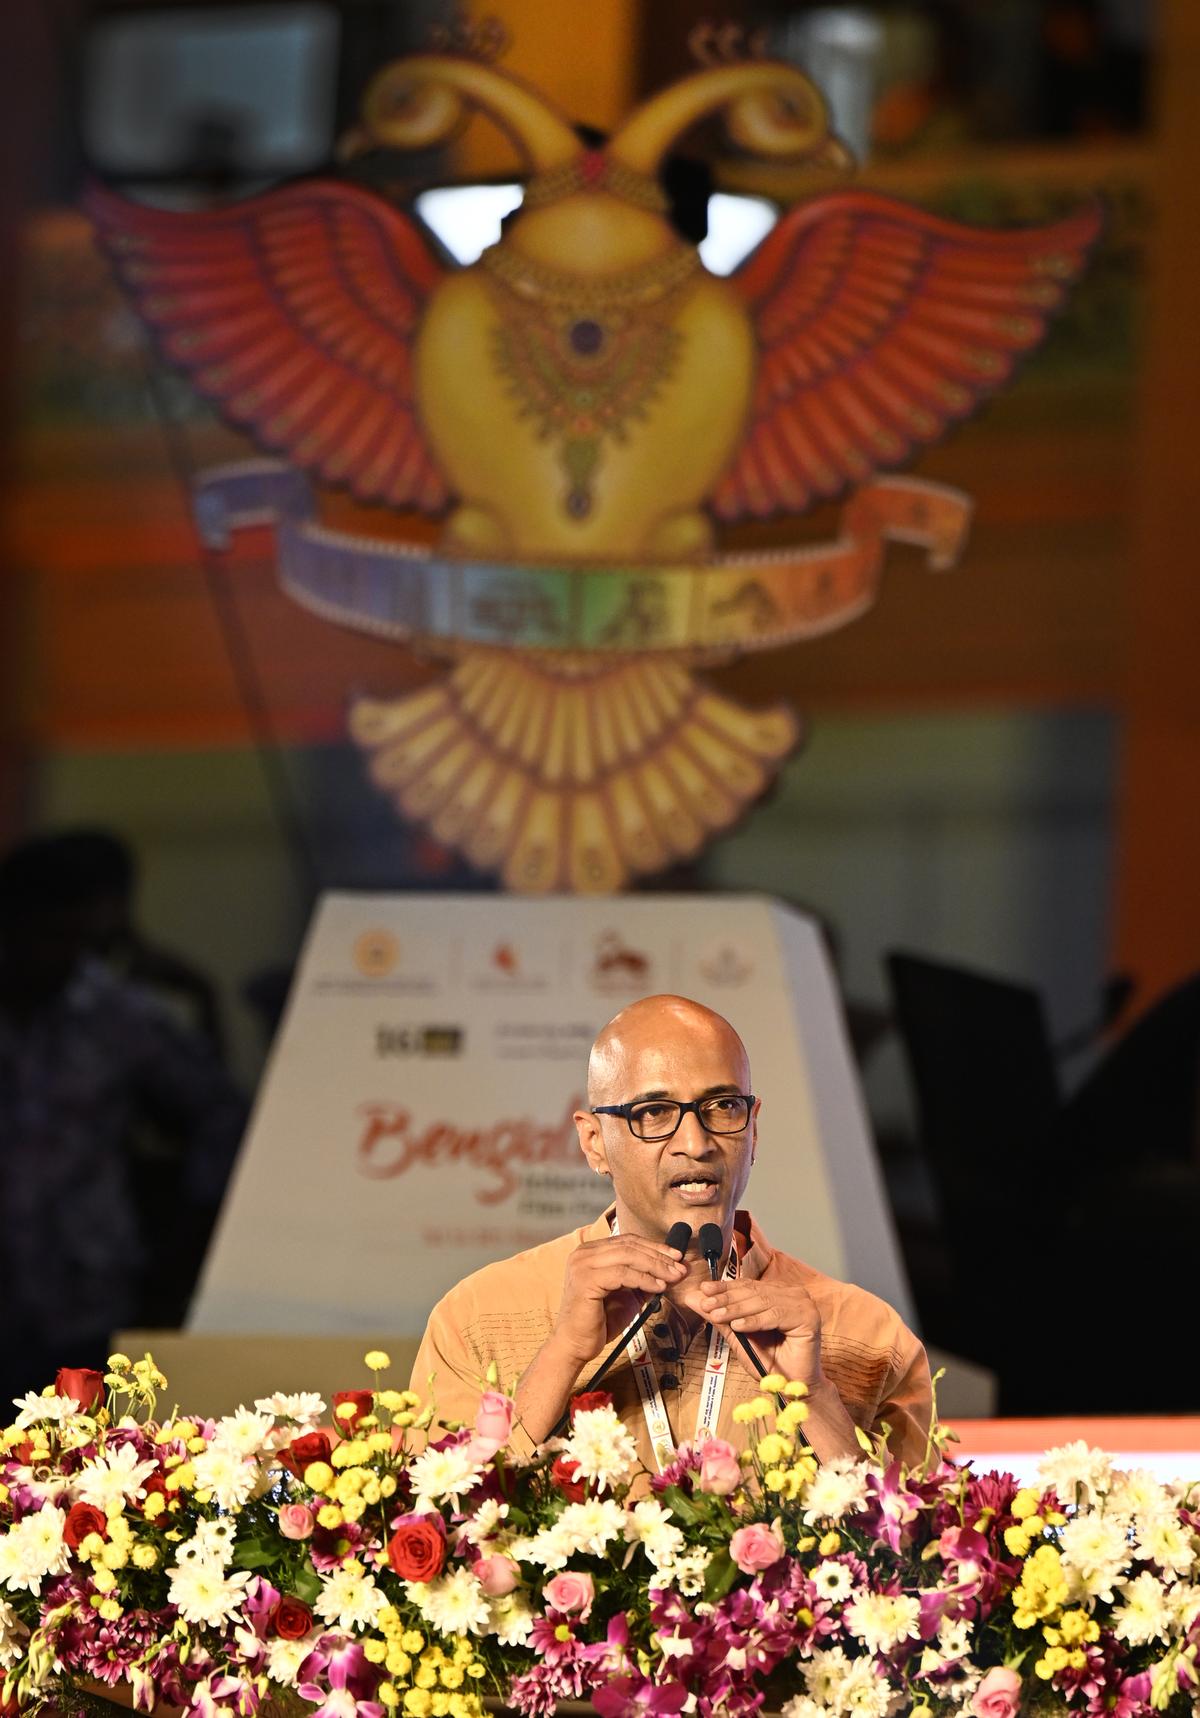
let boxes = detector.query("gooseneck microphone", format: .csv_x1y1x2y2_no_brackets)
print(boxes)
698,1220,815,1457
548,1221,693,1439
698,1222,767,1379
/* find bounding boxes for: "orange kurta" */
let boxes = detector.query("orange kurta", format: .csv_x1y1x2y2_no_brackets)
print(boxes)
409,1208,933,1470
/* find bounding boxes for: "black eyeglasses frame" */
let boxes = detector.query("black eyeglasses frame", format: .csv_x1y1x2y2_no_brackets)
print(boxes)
590,1094,756,1142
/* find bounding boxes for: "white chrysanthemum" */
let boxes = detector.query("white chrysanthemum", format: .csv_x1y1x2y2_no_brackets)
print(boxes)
1169,1582,1200,1630
191,1443,259,1512
812,1560,855,1602
73,1445,159,1511
408,1444,486,1511
1113,1570,1171,1645
837,1656,896,1718
561,1406,637,1493
315,1564,388,1632
1059,1513,1131,1602
801,1458,870,1525
210,1407,275,1458
266,1635,316,1687
555,1497,627,1558
0,1508,69,1596
654,1546,712,1596
458,1499,509,1547
174,1517,237,1568
488,1591,535,1646
844,1591,922,1655
415,1566,491,1638
625,1499,684,1570
804,1646,854,1707
166,1557,253,1627
255,1392,325,1423
1138,1518,1196,1581
1108,1469,1175,1530
11,1393,80,1430
781,1699,825,1718
0,1597,28,1667
1038,1440,1113,1507
936,1616,974,1661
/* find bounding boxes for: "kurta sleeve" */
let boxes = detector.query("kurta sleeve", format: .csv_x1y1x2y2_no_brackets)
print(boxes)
873,1325,935,1470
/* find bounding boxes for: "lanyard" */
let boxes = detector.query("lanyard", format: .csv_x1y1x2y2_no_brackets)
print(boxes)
612,1218,738,1473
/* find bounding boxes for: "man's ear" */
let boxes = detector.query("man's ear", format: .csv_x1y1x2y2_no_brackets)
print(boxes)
574,1107,609,1176
750,1093,762,1166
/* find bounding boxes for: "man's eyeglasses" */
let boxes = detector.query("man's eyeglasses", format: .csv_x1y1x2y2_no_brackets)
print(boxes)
591,1094,755,1142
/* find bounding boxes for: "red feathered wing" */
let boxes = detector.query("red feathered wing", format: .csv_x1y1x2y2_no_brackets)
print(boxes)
716,189,1102,521
86,178,449,513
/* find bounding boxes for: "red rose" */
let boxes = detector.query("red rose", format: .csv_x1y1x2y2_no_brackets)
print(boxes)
550,1455,587,1502
55,1368,105,1413
64,1502,108,1550
331,1391,374,1432
568,1390,613,1422
386,1513,446,1582
270,1596,314,1641
280,1431,333,1476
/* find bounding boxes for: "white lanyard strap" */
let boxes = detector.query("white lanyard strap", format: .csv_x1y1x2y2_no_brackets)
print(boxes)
612,1219,738,1473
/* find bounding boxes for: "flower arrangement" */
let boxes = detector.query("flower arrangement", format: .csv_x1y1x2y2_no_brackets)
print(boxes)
2,1353,1199,1718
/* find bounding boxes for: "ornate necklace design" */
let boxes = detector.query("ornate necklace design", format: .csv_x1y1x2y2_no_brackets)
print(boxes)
482,243,700,520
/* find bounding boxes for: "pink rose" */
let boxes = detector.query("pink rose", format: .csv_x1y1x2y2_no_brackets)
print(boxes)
697,1437,742,1496
729,1522,785,1574
277,1503,315,1541
472,1389,516,1456
970,1668,1022,1718
474,1553,520,1597
543,1570,595,1621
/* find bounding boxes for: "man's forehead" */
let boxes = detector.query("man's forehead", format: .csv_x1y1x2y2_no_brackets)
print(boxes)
588,995,750,1094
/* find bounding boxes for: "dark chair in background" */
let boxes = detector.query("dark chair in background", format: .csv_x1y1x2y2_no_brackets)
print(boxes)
885,955,1200,1413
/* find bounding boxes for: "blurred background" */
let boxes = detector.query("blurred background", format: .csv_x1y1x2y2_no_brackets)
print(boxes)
1,0,1196,1415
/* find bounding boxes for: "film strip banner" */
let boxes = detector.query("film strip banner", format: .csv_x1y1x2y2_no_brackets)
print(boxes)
194,460,972,655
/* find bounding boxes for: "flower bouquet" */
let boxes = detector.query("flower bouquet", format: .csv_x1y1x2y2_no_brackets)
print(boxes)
3,1353,1200,1718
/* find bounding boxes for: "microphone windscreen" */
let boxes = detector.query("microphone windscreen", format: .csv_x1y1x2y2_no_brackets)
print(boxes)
698,1223,724,1262
664,1220,693,1256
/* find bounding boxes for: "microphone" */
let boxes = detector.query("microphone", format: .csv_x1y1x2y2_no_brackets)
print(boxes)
698,1221,814,1456
549,1221,693,1438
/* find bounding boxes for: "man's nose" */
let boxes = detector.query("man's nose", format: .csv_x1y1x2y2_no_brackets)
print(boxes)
673,1109,716,1154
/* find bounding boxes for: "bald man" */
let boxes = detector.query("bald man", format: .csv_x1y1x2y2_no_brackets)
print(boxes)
409,994,932,1470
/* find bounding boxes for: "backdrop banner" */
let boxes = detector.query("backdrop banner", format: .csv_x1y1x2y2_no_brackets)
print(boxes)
190,893,914,1334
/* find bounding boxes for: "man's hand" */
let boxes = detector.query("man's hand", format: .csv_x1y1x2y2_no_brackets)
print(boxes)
514,1235,687,1446
684,1276,865,1463
686,1277,825,1387
551,1234,689,1367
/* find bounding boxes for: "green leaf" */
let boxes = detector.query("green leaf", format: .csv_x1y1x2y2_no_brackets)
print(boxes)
233,1538,280,1571
702,1548,739,1604
292,1565,322,1605
659,1486,703,1526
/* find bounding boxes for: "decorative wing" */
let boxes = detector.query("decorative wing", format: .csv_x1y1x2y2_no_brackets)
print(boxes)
86,179,449,513
716,189,1102,520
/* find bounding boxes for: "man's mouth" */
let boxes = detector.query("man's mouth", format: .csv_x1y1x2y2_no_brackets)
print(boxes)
668,1172,722,1202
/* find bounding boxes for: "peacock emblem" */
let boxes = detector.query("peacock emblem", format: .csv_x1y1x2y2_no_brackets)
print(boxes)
87,35,1100,893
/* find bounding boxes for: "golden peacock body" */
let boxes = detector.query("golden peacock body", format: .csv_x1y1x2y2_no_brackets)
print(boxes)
88,49,1100,891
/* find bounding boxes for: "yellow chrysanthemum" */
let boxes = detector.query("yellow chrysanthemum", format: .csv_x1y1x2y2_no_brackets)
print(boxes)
759,1373,788,1393
365,1351,392,1371
756,1433,794,1466
1013,1544,1069,1629
304,1461,334,1492
1011,1487,1042,1521
403,1692,432,1718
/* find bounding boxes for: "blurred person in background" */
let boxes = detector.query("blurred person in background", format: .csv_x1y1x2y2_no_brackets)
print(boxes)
0,832,247,1403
